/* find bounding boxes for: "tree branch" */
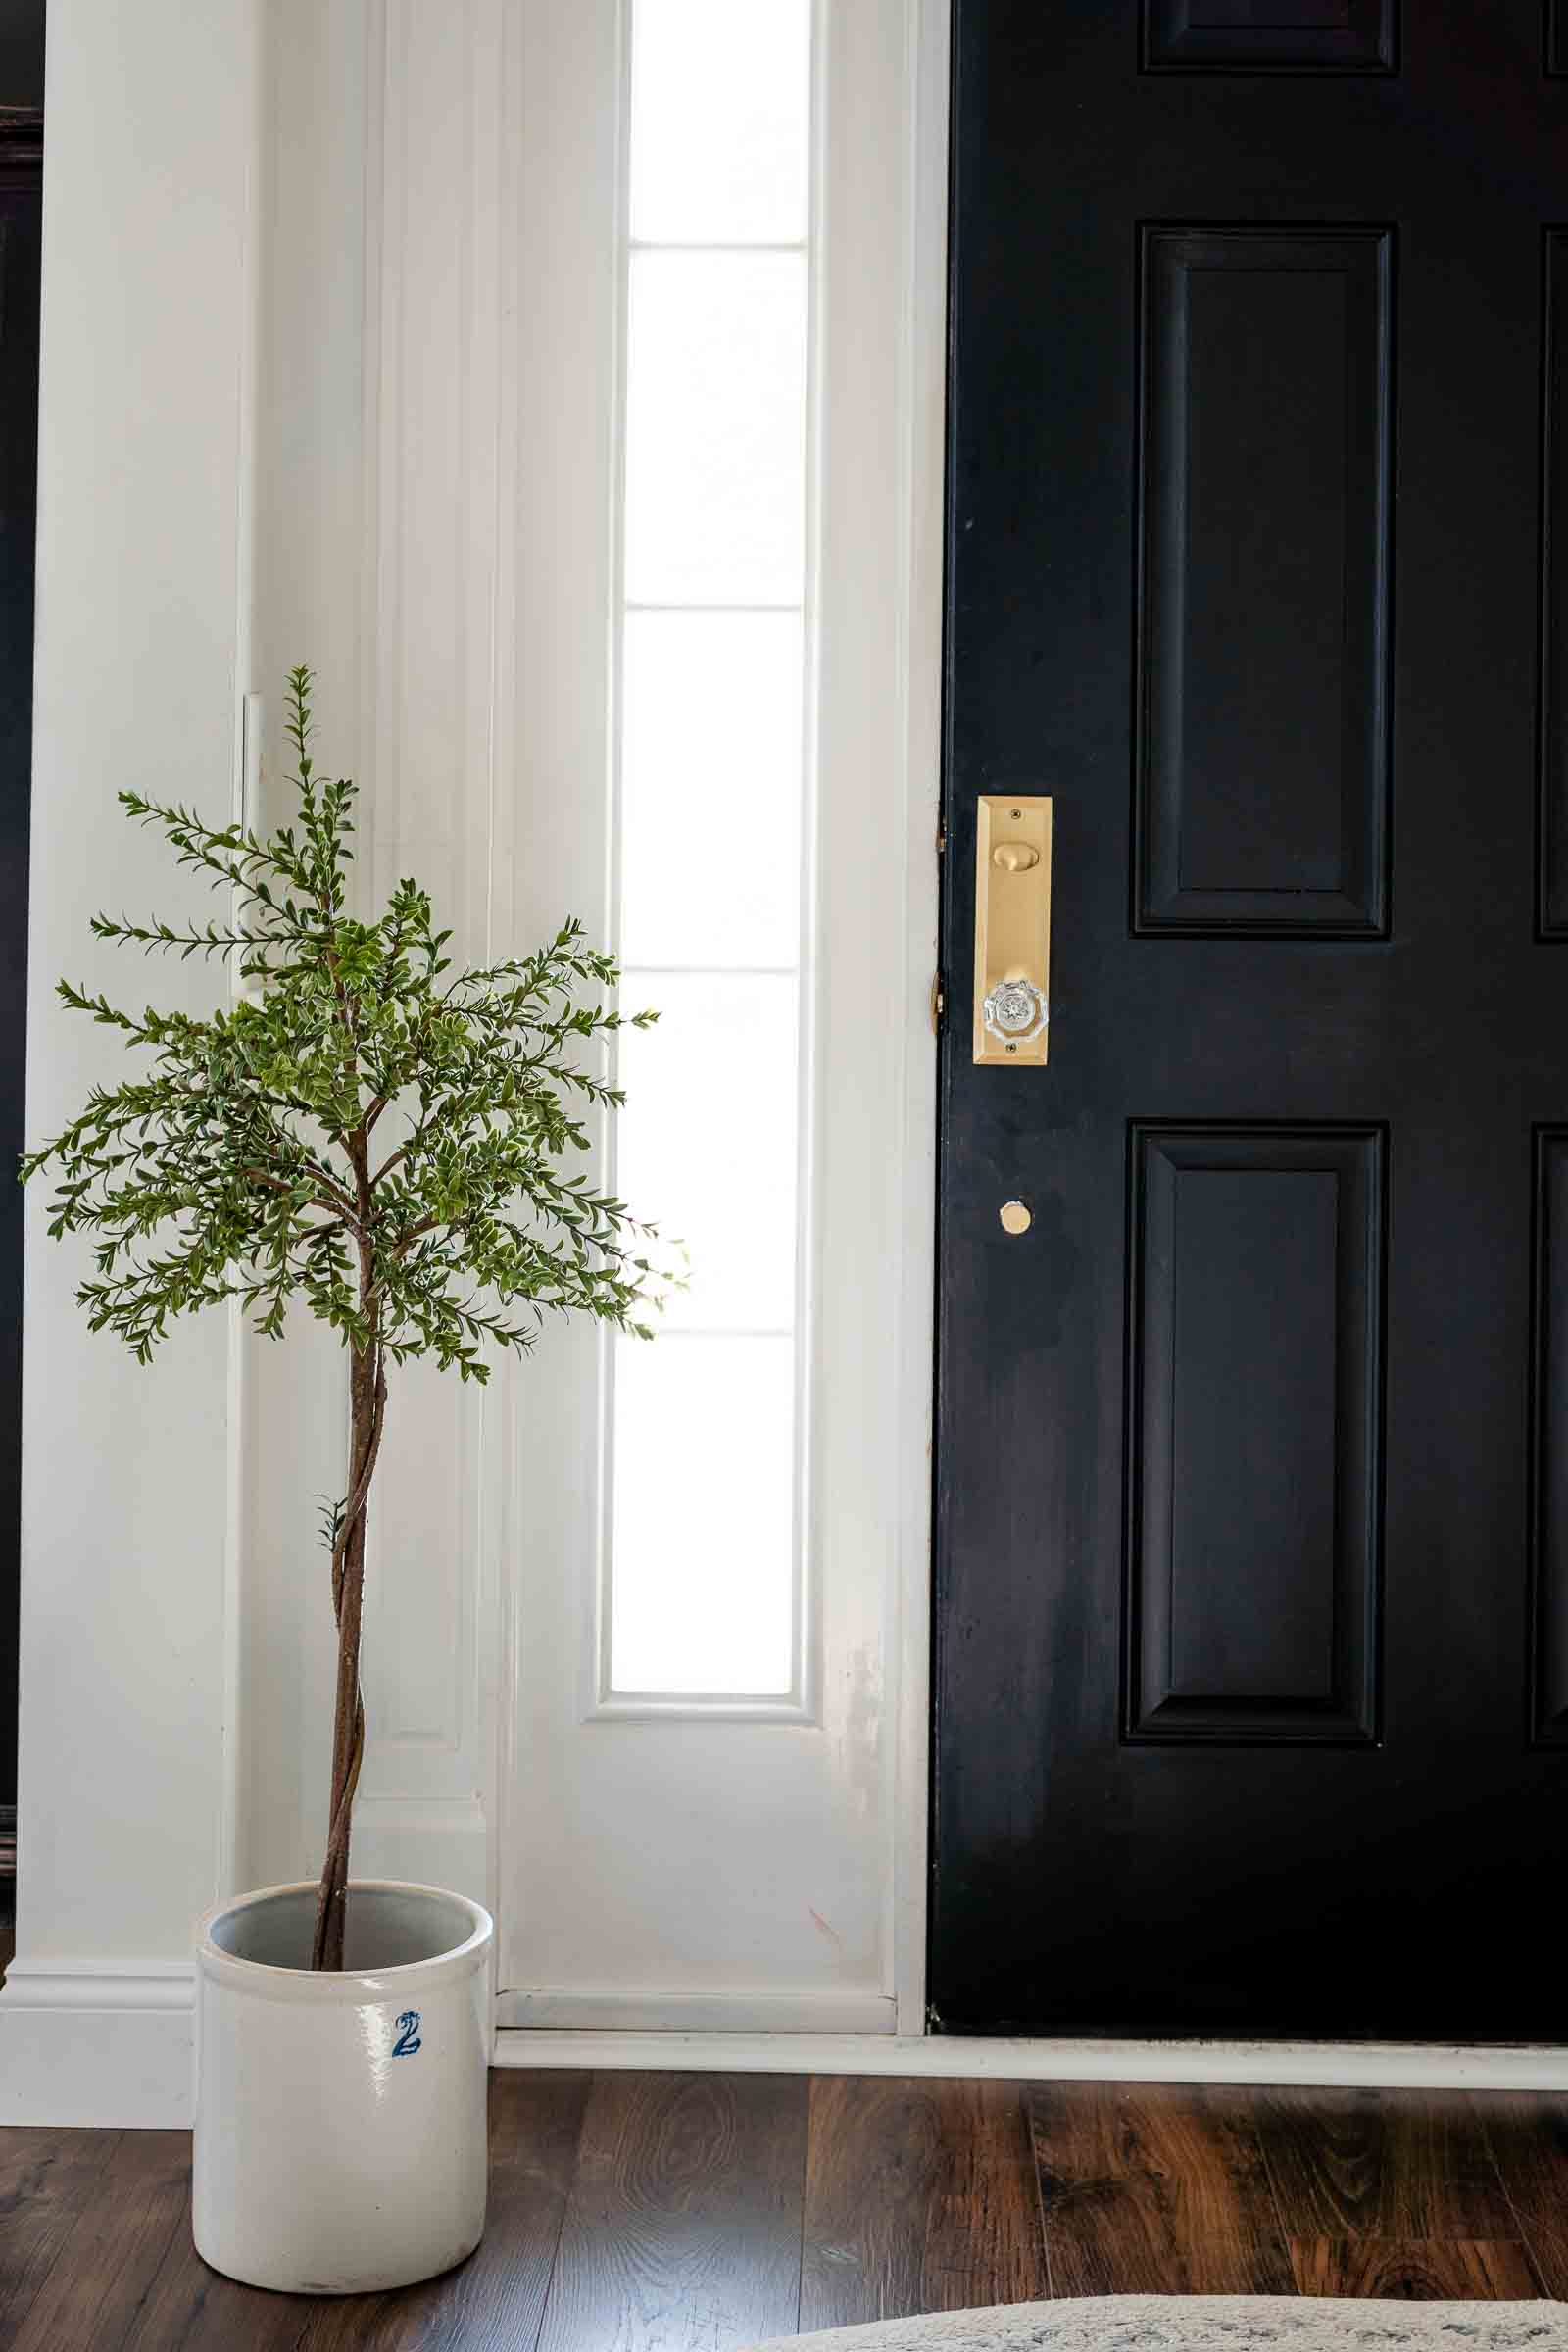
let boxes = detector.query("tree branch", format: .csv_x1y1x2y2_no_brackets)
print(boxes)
242,1166,362,1231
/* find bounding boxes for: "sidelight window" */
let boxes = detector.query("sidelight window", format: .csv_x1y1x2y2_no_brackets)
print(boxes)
603,0,815,1706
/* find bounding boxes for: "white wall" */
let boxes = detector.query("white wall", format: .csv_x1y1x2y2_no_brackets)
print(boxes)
0,0,262,2124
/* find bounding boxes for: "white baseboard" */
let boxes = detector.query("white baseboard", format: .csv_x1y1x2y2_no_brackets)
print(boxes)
495,1987,898,2034
492,2027,1568,2092
0,1960,195,2127
11,1961,1568,2130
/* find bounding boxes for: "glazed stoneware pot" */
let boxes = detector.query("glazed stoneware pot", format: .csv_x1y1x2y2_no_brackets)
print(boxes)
193,1880,493,2293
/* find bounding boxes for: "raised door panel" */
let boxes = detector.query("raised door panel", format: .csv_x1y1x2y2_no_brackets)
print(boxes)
1142,0,1396,73
1533,1130,1568,1743
1134,227,1394,934
1126,1126,1384,1744
1541,234,1568,930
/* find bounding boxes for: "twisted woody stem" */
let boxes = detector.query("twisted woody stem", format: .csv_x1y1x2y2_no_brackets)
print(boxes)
310,1340,388,1973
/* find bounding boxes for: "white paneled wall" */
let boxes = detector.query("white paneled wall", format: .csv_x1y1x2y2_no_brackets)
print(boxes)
238,0,373,1909
244,0,518,1907
334,0,508,1903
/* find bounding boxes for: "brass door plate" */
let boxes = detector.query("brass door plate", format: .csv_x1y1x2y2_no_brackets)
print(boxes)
973,794,1053,1066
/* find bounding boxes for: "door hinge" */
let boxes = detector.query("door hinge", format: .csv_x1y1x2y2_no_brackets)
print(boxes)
930,971,946,1034
936,823,947,857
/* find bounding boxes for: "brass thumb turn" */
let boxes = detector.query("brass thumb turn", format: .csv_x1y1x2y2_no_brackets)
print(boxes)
992,842,1039,873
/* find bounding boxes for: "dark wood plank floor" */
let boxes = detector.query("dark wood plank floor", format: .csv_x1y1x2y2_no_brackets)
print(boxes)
2,2073,1563,2350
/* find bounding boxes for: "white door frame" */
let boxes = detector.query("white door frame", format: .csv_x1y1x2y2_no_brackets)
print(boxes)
884,0,952,2047
488,0,949,2034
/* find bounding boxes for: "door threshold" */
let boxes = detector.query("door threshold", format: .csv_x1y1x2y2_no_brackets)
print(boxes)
492,2027,1568,2090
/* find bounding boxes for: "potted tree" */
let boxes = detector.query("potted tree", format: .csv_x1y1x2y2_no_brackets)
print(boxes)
23,669,658,2293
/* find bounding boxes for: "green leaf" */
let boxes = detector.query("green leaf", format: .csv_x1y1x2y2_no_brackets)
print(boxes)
23,667,673,1382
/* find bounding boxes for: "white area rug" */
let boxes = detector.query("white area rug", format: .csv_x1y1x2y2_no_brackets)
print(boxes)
743,2300,1568,2351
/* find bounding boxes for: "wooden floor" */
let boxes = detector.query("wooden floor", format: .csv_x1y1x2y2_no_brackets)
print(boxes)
3,2072,1568,2349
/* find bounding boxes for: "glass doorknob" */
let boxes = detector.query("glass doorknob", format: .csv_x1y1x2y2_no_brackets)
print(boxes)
982,975,1048,1045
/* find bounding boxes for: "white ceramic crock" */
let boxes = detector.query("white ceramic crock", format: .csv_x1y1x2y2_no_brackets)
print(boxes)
193,1879,493,2294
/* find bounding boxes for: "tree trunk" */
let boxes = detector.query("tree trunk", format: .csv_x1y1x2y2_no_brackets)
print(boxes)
310,1340,387,1971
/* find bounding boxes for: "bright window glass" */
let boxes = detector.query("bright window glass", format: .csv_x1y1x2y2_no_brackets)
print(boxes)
615,975,799,1335
620,612,803,969
609,0,813,1701
623,253,807,607
611,1336,797,1695
629,0,809,244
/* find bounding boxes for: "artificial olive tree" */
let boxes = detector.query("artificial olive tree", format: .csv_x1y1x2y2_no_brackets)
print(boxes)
23,669,657,1970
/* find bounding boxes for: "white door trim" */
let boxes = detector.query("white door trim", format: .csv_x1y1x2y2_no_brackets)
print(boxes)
887,0,951,2044
493,2027,1568,2092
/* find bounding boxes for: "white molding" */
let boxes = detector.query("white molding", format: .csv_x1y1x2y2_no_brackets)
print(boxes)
496,1987,896,2034
219,2,264,1911
15,1986,1568,2130
493,2027,1568,2092
889,0,949,2042
0,1964,195,2128
0,1960,192,2012
584,1691,818,1726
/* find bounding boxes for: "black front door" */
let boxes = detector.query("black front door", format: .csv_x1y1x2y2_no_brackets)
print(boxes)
933,0,1568,2038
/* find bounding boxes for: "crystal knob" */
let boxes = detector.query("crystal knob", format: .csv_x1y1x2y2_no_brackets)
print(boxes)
982,975,1048,1045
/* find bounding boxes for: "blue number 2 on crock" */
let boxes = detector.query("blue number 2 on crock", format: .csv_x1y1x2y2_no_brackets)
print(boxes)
392,2009,421,2057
